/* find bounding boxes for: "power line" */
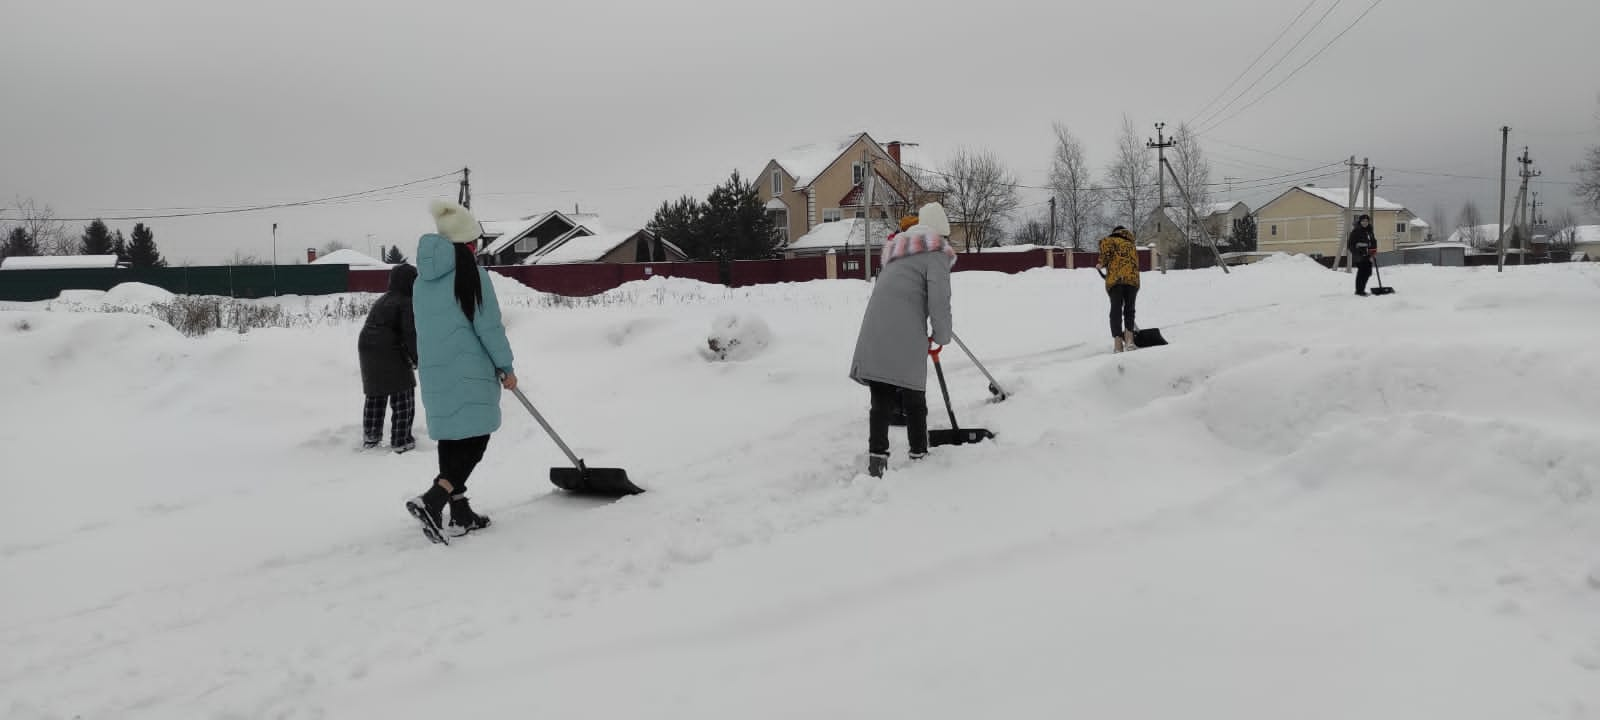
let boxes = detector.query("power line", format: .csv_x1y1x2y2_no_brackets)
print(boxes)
1192,0,1347,132
1199,0,1387,135
1186,0,1321,126
0,170,463,222
903,161,1342,195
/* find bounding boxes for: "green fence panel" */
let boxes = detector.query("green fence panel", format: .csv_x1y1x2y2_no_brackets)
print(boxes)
0,265,350,302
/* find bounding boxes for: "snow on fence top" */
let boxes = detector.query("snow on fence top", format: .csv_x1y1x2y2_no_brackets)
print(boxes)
0,255,122,270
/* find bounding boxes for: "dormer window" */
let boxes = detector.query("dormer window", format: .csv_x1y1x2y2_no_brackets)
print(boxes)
771,169,782,196
852,162,865,186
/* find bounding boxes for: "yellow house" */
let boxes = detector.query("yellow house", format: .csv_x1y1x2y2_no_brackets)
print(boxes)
755,132,953,256
1255,185,1426,258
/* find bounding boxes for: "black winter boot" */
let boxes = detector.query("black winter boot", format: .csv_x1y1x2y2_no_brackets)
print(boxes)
867,453,889,478
405,483,451,545
448,495,491,536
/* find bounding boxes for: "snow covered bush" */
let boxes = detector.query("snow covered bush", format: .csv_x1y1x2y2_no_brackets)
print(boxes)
703,313,772,362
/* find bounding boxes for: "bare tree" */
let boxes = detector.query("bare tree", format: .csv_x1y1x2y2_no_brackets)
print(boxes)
1457,201,1485,247
227,250,268,266
1047,122,1102,250
1011,213,1052,246
10,198,70,255
1428,204,1449,244
1550,208,1580,251
939,147,1021,253
1167,123,1214,267
1102,115,1159,233
1577,96,1600,215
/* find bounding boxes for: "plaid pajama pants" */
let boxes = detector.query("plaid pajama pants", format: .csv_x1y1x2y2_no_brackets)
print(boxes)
363,389,416,447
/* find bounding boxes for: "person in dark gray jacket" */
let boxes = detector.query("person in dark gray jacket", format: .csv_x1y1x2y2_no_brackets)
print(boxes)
357,262,419,452
849,202,956,478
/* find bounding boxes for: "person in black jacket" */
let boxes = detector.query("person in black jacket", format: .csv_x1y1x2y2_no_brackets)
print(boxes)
1348,214,1377,296
358,263,419,452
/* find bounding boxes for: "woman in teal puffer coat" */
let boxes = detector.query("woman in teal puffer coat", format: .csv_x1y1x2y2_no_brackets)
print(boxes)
404,199,518,544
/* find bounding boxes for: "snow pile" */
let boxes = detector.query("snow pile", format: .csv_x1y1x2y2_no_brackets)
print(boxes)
2,260,1599,718
702,313,773,361
103,281,177,305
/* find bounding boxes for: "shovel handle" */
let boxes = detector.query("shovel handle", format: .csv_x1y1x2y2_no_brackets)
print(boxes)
950,332,1005,396
931,356,960,431
510,386,585,470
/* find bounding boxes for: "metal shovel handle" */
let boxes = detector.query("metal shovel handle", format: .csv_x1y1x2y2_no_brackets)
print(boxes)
510,385,585,470
951,332,1005,395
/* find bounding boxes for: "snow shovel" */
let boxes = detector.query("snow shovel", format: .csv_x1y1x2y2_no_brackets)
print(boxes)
509,386,644,498
951,332,1009,401
927,346,995,448
1369,252,1396,295
1097,268,1169,350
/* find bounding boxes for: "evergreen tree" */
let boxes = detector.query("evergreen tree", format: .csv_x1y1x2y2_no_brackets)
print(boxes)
384,245,408,264
701,170,777,260
79,219,116,255
1231,215,1258,252
647,195,708,259
3,227,39,258
112,229,129,264
127,223,166,268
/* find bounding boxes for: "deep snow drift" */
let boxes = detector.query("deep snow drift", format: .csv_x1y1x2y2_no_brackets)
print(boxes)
2,257,1599,719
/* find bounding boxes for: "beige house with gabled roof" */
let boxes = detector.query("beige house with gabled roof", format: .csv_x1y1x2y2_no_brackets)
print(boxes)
755,132,961,255
1255,185,1426,258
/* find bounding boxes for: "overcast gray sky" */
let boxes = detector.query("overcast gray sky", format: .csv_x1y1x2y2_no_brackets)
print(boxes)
2,0,1596,264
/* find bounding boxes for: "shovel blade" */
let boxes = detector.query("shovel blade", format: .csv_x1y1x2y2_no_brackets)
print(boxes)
1371,286,1396,295
550,467,644,498
929,428,996,447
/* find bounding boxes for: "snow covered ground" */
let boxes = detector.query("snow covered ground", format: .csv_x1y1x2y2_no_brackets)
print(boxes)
3,256,1599,719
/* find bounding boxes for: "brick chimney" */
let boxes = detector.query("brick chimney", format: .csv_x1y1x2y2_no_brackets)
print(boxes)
306,248,317,263
887,141,902,166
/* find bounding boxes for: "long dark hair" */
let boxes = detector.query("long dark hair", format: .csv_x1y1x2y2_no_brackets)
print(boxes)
452,243,483,322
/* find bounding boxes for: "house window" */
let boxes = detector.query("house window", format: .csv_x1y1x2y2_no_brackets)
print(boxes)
853,210,865,219
1396,222,1406,234
852,162,865,185
822,209,842,223
1270,224,1278,236
771,170,782,196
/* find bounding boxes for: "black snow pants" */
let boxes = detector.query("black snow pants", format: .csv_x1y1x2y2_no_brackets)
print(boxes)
1108,284,1139,337
869,381,927,457
1355,260,1373,294
437,434,491,493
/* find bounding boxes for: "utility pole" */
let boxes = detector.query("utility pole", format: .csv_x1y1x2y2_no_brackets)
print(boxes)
1515,147,1539,265
1369,165,1381,257
1530,191,1543,226
1147,123,1173,210
1497,126,1509,272
864,148,875,280
1048,196,1057,247
1336,157,1368,272
458,167,472,209
271,223,279,297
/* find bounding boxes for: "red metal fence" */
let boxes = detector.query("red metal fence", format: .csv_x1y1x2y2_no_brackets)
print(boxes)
347,249,1151,297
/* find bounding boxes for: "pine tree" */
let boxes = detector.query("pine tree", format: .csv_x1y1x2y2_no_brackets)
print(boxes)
701,170,777,260
1231,215,1258,252
3,227,39,258
112,230,129,264
647,195,708,259
127,223,166,268
384,245,408,264
79,219,116,255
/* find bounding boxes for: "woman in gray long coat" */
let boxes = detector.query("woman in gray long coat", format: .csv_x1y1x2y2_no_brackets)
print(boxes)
849,202,955,478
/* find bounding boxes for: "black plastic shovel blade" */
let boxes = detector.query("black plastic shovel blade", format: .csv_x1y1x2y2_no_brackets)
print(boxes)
550,467,645,498
1371,286,1396,295
1132,328,1169,347
929,428,996,447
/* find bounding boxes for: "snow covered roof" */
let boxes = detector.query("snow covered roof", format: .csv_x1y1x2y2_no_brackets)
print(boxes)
1409,217,1430,228
479,211,608,256
0,254,122,270
769,134,863,189
786,218,895,251
765,197,788,211
1566,225,1600,245
524,232,635,265
1199,201,1247,216
1401,242,1471,251
1294,186,1406,211
311,249,389,268
1445,224,1509,246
